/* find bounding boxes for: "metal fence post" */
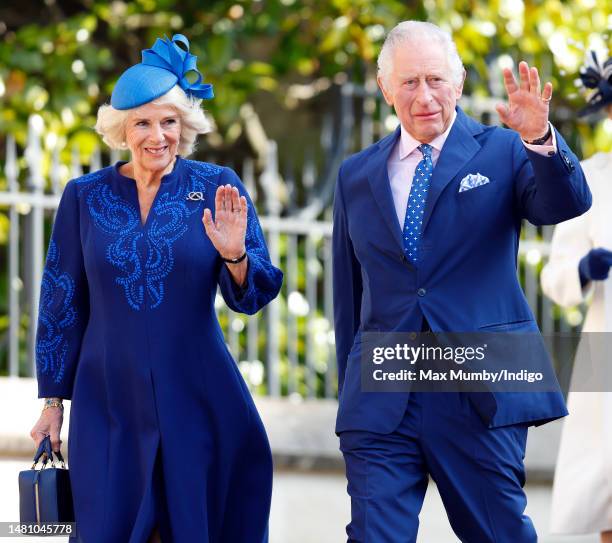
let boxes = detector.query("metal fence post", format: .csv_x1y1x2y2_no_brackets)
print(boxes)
0,84,566,397
24,115,45,376
261,140,282,396
5,135,21,377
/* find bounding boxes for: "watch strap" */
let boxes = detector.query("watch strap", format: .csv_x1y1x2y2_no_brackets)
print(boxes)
524,123,552,145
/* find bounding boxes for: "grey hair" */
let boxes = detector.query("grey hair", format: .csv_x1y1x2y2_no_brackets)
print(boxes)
377,21,465,87
95,85,213,156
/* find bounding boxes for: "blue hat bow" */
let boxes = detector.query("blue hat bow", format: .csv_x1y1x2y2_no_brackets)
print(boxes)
111,34,214,110
141,34,214,101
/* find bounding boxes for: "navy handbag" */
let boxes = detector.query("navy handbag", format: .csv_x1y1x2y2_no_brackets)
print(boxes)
18,436,74,522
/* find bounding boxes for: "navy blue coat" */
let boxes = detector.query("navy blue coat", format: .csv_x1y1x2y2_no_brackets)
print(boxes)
333,108,591,434
35,157,283,542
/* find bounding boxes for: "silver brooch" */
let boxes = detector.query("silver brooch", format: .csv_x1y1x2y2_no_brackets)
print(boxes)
186,191,204,201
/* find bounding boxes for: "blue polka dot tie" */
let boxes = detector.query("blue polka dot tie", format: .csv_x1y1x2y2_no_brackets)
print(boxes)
403,144,433,264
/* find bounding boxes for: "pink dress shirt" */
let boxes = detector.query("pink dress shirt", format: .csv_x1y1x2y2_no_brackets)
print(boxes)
386,112,557,228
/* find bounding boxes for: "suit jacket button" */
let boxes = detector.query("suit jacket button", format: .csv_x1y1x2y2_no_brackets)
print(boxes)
417,288,427,297
409,332,417,340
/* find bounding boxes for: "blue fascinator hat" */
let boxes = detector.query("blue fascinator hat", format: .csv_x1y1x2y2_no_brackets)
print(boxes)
111,34,214,110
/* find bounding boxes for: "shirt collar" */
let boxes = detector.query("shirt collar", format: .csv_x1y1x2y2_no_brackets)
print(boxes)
398,109,457,160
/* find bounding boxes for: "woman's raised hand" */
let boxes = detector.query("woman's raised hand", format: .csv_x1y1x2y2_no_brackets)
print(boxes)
203,185,247,260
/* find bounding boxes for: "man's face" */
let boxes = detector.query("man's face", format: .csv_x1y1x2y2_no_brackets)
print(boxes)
378,42,464,143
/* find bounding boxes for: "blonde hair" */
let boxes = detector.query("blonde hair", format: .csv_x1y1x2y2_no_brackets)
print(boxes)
94,86,213,156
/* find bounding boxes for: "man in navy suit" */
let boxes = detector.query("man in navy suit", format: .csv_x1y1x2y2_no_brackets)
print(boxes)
332,21,591,542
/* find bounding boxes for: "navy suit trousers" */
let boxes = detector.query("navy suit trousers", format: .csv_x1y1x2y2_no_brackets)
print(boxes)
339,392,537,542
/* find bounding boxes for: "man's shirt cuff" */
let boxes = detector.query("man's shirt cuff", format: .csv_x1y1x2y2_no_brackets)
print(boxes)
522,122,557,156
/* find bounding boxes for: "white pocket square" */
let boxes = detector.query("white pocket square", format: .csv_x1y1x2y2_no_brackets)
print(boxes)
459,173,490,193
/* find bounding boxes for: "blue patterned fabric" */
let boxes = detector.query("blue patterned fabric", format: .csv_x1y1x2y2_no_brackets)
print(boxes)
36,240,78,384
458,172,490,192
35,157,282,542
403,143,433,264
76,161,222,310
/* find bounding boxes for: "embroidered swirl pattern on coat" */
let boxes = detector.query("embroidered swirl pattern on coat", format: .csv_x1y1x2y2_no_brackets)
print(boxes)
36,240,78,384
77,161,222,310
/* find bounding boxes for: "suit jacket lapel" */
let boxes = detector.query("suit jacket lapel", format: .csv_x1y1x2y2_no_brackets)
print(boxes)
366,127,404,252
421,108,483,234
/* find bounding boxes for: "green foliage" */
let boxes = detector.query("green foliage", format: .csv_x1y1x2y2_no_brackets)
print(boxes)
2,0,608,155
0,1,610,392
426,0,611,156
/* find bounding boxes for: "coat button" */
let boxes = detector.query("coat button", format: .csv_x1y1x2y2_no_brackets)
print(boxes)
409,332,417,340
417,288,427,297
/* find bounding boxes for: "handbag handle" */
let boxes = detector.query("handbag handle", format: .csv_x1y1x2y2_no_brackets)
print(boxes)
32,436,66,468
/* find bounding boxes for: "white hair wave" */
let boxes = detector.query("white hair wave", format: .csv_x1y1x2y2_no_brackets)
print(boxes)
377,21,465,87
94,85,213,156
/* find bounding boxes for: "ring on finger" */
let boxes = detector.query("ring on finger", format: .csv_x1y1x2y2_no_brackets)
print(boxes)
541,97,552,103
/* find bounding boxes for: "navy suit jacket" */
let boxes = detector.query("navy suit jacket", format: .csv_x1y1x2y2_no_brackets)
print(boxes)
332,107,591,434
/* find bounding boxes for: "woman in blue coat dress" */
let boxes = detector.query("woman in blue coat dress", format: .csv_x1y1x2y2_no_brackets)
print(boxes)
29,34,283,542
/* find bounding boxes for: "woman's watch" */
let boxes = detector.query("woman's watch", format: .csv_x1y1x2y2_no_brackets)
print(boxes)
221,251,247,264
43,398,64,411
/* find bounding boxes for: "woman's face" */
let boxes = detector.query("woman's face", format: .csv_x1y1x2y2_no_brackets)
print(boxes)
124,102,181,174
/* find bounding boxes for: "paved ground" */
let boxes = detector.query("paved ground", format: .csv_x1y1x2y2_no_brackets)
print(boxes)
0,378,566,479
1,460,597,542
0,379,596,541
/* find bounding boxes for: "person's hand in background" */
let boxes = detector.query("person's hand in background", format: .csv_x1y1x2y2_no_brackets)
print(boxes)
578,247,612,287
